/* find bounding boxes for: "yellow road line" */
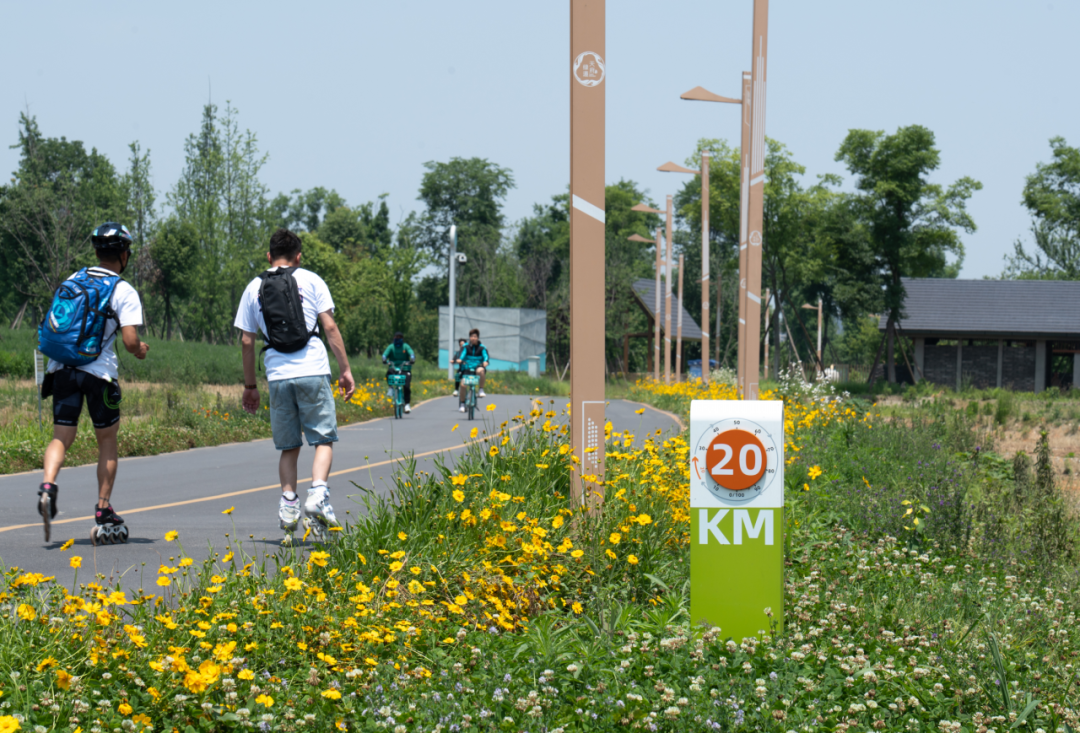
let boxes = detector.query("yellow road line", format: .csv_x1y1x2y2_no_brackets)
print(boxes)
0,419,531,535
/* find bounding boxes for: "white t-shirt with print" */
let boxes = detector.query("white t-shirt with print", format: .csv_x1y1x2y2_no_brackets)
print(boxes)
46,267,144,382
234,267,334,382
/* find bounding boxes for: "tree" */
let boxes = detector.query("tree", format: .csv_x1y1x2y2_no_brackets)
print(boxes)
835,125,981,382
383,219,426,337
0,113,123,327
674,138,834,373
147,217,196,340
515,195,569,312
317,196,392,259
268,187,346,233
166,103,272,342
1005,137,1080,279
121,141,156,255
417,157,515,263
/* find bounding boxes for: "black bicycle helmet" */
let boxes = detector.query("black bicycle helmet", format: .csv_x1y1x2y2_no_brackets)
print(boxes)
91,222,133,253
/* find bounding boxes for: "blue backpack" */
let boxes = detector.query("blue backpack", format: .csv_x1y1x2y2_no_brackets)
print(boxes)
38,268,122,367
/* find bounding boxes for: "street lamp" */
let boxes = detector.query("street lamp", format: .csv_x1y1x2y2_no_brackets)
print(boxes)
659,155,710,383
632,202,667,383
680,79,747,394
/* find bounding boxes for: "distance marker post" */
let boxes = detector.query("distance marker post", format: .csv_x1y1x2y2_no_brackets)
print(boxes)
690,399,784,640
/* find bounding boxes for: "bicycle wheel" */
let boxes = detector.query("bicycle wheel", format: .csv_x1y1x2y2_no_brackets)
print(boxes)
468,387,476,420
395,388,404,419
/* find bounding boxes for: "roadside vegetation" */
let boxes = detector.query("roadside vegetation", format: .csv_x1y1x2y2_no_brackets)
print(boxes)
0,331,566,476
3,378,1079,731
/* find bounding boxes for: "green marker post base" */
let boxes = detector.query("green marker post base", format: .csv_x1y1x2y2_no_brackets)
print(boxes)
690,506,784,641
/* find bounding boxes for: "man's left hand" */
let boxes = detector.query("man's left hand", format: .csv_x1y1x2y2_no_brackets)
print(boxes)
242,387,260,415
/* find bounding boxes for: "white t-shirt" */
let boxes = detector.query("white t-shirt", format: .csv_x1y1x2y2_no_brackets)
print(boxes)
46,267,144,382
234,267,334,382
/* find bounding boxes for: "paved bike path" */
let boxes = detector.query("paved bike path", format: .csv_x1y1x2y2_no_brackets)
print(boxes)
0,395,680,592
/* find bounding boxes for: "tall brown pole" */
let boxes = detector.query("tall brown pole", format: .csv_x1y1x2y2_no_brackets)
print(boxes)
569,0,605,505
700,151,710,385
653,228,662,382
763,287,770,378
744,0,768,400
664,194,674,385
736,70,752,396
676,253,685,382
817,298,823,366
715,276,722,368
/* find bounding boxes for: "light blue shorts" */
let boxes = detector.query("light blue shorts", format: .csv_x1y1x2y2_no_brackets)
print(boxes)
268,375,339,450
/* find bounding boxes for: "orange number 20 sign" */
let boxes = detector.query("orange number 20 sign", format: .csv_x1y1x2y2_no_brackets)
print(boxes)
704,429,766,491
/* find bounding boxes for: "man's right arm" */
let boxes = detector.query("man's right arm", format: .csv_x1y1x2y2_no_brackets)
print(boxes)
319,310,355,401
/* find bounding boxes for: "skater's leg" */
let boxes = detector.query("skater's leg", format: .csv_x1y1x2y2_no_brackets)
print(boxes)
43,425,78,484
279,447,301,495
312,444,333,485
93,422,120,508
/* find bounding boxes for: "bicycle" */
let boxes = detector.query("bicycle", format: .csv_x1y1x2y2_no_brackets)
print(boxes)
460,372,480,421
387,368,408,419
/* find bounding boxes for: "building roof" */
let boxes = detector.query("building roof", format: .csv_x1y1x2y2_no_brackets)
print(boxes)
878,278,1080,339
631,279,703,340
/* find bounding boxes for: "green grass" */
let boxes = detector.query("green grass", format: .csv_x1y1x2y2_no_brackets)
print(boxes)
0,331,571,474
3,395,1080,731
0,377,413,475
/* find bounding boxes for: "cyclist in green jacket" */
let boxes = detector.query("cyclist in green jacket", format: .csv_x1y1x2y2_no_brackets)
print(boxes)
382,333,416,413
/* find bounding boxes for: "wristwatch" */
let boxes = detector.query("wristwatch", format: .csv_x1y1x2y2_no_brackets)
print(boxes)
245,384,257,390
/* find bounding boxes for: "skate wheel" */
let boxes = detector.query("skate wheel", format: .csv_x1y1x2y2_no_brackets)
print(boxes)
89,527,100,546
117,526,129,544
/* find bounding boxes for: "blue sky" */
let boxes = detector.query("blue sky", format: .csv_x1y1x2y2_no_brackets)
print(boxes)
2,1,1076,278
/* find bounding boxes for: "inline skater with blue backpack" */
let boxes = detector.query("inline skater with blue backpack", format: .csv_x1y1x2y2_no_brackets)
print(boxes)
35,223,149,545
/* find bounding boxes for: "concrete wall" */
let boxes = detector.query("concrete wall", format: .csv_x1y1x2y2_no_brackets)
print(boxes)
437,307,546,372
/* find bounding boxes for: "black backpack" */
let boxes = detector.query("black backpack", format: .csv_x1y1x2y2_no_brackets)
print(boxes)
257,267,318,353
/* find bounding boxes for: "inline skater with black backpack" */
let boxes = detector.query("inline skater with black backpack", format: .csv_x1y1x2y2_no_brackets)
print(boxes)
36,222,149,545
235,228,355,544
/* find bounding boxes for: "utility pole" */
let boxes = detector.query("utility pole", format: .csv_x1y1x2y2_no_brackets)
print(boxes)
743,0,769,400
700,152,710,383
763,288,770,379
676,254,685,382
737,70,752,395
654,228,662,381
569,0,606,506
664,195,674,385
447,225,457,380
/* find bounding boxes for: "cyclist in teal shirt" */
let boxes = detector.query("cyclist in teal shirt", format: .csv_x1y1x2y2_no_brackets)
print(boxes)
456,328,490,413
382,332,415,413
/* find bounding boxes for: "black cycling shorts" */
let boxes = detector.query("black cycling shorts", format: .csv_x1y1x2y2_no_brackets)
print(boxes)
51,368,122,429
